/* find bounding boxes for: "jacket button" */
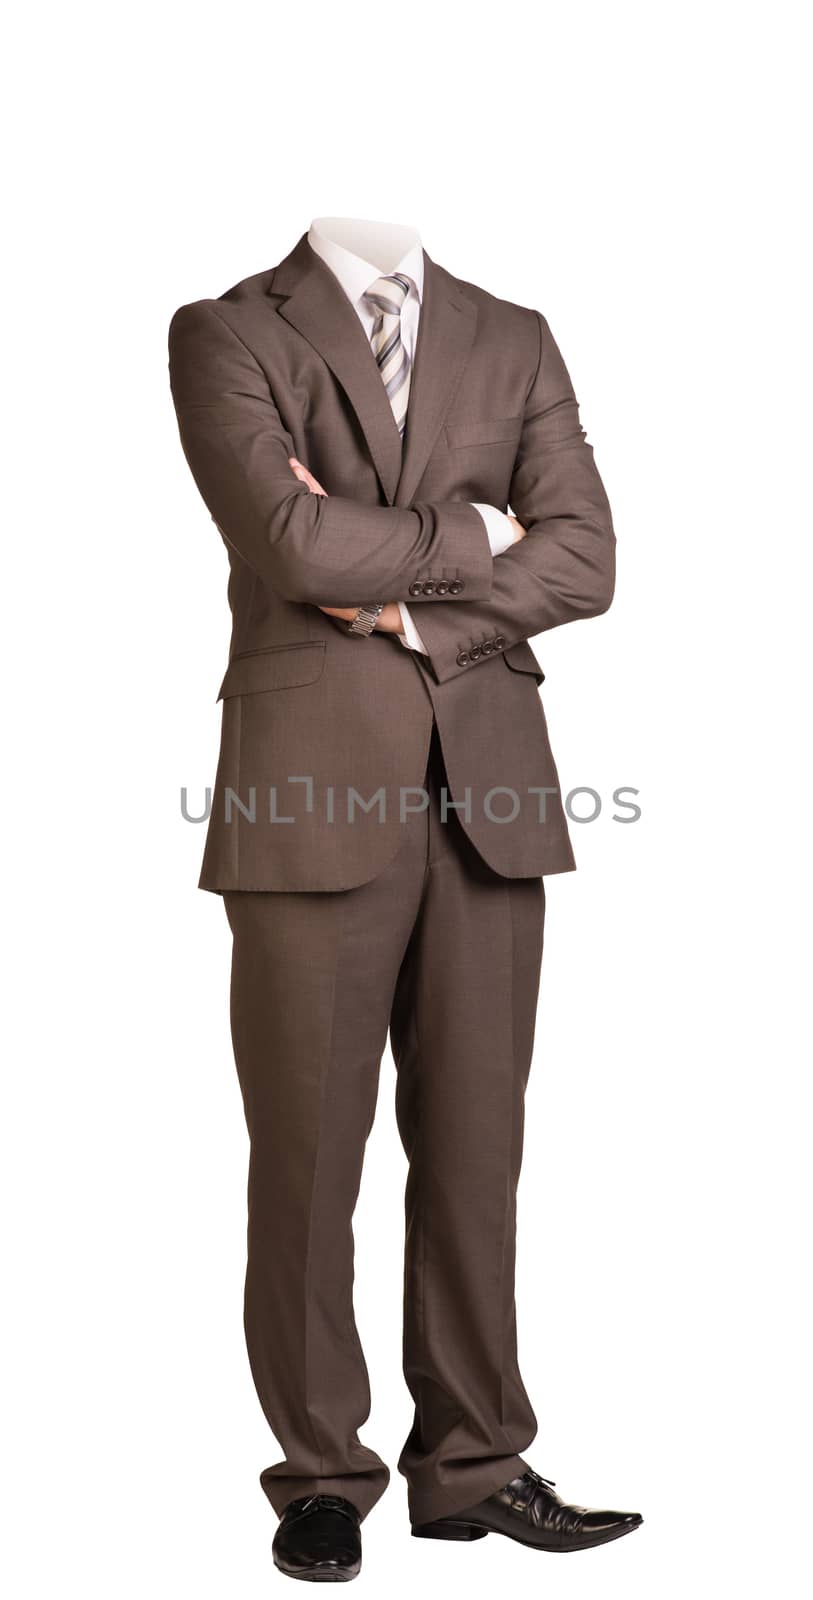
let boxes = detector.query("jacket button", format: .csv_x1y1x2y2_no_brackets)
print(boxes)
456,651,470,667
422,580,435,595
494,635,506,649
435,580,450,595
448,579,463,595
409,581,423,596
482,639,494,655
469,644,482,660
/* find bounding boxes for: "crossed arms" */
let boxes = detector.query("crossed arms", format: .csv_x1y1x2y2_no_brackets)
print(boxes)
168,300,615,681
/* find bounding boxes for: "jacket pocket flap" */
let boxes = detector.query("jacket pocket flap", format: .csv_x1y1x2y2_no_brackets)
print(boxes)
445,414,523,449
502,640,545,683
217,641,326,701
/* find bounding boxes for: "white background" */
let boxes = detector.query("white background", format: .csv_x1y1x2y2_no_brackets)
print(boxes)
3,2,811,1595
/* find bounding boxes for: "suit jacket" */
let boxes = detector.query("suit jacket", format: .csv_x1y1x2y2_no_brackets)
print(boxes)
168,231,616,891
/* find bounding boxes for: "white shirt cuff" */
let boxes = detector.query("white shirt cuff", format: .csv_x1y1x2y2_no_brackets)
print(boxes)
470,502,515,556
396,602,429,654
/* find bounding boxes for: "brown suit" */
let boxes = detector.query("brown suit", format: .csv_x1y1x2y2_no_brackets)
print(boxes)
168,231,615,890
167,231,615,1526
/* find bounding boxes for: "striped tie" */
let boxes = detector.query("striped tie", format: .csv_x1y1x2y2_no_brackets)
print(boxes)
363,272,412,439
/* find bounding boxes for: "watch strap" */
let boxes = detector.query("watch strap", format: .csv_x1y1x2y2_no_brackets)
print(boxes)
347,603,385,636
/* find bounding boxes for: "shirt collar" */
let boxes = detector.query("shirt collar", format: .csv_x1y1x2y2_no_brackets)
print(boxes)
307,216,424,309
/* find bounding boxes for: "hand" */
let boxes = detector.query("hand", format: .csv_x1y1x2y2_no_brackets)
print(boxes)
288,456,327,495
508,514,527,543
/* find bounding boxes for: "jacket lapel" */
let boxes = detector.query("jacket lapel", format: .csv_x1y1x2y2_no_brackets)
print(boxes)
393,250,478,508
269,234,478,508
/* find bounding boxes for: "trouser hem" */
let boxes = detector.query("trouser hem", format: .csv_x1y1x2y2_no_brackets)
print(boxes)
261,1464,391,1524
406,1452,532,1528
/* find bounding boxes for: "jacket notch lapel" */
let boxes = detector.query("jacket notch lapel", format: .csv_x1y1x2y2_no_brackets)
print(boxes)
394,253,478,508
273,242,403,503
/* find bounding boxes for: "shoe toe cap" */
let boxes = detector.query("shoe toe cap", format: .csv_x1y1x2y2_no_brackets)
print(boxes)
584,1508,643,1533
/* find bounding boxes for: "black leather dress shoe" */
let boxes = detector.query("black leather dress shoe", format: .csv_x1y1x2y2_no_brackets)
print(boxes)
412,1467,643,1552
272,1493,362,1582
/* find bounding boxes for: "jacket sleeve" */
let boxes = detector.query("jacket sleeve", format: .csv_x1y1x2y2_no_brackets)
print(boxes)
167,299,493,606
405,310,616,682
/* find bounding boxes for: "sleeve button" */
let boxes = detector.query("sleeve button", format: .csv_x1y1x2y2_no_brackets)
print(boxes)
409,581,423,597
448,579,464,595
422,580,435,595
435,580,450,595
469,644,482,660
456,650,470,667
494,635,506,649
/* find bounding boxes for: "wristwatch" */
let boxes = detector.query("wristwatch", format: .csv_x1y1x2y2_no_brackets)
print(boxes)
346,603,385,636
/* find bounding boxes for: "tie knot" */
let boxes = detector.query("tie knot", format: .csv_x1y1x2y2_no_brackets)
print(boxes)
364,273,410,317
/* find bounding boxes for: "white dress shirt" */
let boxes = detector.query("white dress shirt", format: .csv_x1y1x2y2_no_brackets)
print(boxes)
307,216,515,653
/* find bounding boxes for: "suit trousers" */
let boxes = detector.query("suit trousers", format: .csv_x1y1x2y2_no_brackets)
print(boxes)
222,720,545,1528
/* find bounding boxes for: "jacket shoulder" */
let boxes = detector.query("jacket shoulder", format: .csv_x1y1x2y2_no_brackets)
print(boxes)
441,263,542,368
168,262,278,339
442,262,539,320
